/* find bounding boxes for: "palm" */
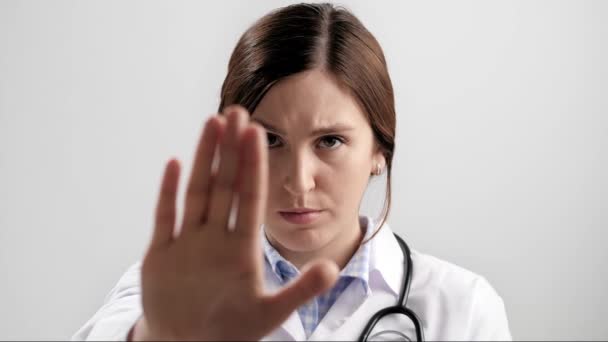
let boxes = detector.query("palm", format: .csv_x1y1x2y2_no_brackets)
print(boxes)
138,106,338,341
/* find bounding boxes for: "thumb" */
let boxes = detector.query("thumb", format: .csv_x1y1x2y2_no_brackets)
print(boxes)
260,259,339,330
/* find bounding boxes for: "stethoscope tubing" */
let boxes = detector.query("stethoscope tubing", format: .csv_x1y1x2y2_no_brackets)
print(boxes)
358,233,425,341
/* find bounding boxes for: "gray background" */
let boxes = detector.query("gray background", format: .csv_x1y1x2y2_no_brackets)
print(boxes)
1,0,607,340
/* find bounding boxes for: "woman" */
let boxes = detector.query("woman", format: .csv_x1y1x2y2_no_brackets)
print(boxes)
73,3,511,341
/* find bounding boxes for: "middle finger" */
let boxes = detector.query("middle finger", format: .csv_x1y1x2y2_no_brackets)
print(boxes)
182,115,226,230
206,105,248,232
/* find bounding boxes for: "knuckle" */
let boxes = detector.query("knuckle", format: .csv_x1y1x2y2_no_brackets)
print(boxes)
187,184,208,197
239,189,262,202
214,174,235,190
156,207,174,222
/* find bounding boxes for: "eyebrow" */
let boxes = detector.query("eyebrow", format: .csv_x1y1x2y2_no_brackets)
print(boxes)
251,117,355,136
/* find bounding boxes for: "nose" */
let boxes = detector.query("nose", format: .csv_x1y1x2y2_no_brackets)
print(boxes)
282,149,316,196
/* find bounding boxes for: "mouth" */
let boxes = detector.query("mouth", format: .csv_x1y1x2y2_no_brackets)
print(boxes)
278,209,325,225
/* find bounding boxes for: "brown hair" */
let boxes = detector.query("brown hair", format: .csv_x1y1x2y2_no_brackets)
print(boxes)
218,2,396,244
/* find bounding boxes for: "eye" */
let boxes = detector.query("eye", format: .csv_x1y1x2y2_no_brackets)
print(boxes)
266,132,283,149
318,135,344,150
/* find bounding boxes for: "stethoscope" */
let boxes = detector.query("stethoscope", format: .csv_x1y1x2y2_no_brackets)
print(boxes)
358,233,425,341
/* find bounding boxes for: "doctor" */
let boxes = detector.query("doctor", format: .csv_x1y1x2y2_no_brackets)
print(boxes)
73,3,511,341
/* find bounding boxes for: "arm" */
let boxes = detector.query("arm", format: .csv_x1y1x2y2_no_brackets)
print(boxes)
75,108,338,341
467,276,513,341
72,261,143,341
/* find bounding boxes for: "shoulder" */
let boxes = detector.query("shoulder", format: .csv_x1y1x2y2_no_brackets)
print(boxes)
409,250,512,340
71,261,143,341
103,260,143,301
410,249,483,293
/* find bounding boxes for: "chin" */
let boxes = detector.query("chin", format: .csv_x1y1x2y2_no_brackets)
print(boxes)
267,220,332,252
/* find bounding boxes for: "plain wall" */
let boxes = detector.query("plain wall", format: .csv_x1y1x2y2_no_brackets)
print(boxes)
1,0,606,339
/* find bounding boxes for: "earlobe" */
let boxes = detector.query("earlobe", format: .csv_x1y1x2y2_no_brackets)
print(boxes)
370,159,385,176
370,143,386,175
375,163,383,175
372,150,386,175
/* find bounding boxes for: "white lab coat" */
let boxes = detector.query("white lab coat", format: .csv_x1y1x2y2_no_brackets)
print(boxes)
72,217,512,341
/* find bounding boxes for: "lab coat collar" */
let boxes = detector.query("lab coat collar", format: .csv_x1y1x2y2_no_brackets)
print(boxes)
262,257,306,340
259,216,404,340
368,217,403,298
260,225,306,340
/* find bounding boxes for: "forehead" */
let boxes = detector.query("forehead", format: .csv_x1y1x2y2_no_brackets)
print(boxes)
251,69,369,130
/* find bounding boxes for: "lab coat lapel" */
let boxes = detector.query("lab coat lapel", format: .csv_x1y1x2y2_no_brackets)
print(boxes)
307,278,369,340
279,310,306,341
328,288,399,340
310,222,405,340
259,219,406,340
262,261,306,341
369,222,405,297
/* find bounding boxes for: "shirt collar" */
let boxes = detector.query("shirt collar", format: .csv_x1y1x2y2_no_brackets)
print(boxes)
261,216,373,292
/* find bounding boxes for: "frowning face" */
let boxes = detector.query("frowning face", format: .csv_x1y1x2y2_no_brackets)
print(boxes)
251,69,385,263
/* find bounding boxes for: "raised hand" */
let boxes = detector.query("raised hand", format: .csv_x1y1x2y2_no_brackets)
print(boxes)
132,105,339,341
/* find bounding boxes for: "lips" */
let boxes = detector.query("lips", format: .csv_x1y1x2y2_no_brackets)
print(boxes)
278,209,324,225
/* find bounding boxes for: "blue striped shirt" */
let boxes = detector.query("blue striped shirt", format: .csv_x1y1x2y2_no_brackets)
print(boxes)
261,217,373,338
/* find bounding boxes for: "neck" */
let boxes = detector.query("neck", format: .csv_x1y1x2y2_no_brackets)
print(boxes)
268,217,365,270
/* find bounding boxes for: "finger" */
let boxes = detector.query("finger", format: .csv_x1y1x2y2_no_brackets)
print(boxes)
151,158,180,248
234,123,268,243
259,260,339,331
182,116,226,230
207,105,248,231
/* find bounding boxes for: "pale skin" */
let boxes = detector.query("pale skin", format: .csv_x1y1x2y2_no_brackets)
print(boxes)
131,69,386,340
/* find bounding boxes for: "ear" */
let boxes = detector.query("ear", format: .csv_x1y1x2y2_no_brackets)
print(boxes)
371,145,387,175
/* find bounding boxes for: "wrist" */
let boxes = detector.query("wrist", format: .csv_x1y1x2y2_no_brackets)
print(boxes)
129,316,150,341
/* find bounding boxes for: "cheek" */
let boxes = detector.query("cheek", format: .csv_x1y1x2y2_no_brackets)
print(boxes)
339,161,369,186
264,154,286,212
267,173,282,202
321,155,371,205
262,151,371,210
